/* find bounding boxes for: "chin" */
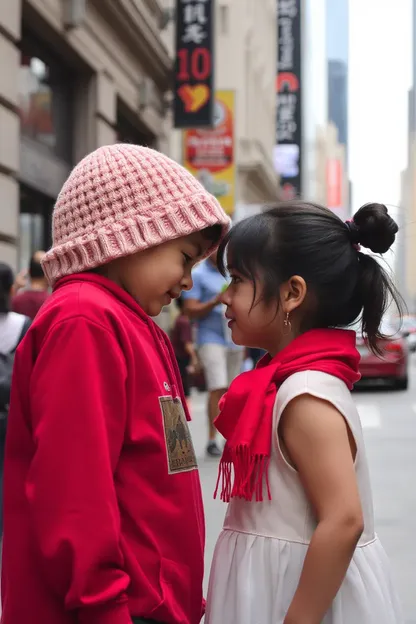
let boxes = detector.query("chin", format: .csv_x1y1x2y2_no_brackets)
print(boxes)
230,326,245,346
146,302,164,317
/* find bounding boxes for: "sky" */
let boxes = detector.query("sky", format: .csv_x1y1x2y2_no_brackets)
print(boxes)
349,0,412,214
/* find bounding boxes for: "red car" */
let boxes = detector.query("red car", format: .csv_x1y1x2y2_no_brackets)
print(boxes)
354,321,409,390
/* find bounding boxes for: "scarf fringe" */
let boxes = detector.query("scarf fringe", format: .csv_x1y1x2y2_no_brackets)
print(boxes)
214,445,272,502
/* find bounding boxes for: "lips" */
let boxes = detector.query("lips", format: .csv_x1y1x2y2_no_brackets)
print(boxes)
167,290,181,300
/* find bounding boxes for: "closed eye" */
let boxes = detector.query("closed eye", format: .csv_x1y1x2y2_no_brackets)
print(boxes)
230,274,242,285
182,252,193,264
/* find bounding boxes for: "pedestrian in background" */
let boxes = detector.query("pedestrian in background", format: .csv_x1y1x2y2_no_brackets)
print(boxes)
206,202,403,624
184,249,243,457
0,263,31,536
1,144,229,624
12,250,50,319
171,296,200,411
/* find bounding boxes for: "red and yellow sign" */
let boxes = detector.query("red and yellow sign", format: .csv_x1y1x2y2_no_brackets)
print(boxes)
183,90,235,216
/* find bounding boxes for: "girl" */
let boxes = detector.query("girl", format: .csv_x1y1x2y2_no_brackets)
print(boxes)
206,201,403,624
2,144,230,624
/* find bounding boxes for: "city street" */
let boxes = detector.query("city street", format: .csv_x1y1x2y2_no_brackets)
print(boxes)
188,356,416,623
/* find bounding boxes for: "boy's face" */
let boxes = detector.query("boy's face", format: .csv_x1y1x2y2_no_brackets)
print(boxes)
108,231,213,316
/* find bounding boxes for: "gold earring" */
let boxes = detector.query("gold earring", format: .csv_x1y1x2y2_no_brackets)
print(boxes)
283,312,292,335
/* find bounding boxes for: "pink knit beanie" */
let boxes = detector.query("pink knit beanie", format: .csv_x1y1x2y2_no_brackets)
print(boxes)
41,144,230,286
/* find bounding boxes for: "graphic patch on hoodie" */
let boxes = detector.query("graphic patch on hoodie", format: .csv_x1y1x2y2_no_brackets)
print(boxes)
159,396,197,474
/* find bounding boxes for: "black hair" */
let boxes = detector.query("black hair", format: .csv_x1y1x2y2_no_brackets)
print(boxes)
0,263,14,314
201,224,223,247
29,254,46,280
218,201,404,354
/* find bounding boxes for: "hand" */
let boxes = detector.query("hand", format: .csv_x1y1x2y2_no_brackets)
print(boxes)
15,269,28,290
187,357,201,375
12,269,28,295
213,292,223,306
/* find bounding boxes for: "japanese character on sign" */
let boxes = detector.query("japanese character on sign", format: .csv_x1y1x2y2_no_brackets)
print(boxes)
278,98,297,141
278,93,296,120
183,2,207,24
182,23,207,44
278,121,297,142
181,0,208,44
278,0,298,19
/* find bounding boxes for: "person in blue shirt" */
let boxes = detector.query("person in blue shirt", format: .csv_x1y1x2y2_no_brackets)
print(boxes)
183,250,243,457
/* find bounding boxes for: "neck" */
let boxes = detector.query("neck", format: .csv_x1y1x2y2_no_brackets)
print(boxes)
267,331,300,359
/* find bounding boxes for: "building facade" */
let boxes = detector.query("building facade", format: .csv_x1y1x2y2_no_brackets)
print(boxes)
400,1,416,309
301,0,327,201
328,60,348,146
162,0,278,215
0,0,171,270
326,0,350,216
317,122,349,221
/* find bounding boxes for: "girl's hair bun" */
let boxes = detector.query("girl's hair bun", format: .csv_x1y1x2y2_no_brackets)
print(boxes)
351,203,398,254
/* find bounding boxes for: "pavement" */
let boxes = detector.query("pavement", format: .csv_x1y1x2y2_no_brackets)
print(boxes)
188,355,416,623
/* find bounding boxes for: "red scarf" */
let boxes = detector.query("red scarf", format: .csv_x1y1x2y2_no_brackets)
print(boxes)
214,328,360,503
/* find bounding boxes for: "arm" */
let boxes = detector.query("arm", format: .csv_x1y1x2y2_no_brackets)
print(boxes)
280,395,364,624
11,269,28,296
178,317,199,369
184,341,199,370
183,296,221,320
182,270,221,320
28,317,132,624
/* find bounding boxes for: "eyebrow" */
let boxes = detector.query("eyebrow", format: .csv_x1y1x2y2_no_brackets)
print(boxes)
192,242,203,257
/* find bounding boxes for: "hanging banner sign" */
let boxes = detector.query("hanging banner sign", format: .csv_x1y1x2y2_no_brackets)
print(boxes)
183,90,235,216
273,0,302,199
173,0,215,128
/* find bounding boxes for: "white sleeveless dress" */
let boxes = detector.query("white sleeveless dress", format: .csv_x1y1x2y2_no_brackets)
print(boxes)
205,371,403,624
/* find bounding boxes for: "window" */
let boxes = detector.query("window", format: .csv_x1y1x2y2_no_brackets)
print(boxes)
116,102,156,147
19,35,74,163
19,186,54,270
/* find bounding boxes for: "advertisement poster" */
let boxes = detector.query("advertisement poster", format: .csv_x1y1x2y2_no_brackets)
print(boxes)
173,0,215,128
274,0,302,199
183,90,235,216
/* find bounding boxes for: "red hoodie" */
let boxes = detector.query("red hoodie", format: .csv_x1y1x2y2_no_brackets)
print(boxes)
2,274,205,624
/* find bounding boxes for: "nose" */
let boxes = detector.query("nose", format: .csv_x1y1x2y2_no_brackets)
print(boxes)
181,271,194,292
219,285,231,305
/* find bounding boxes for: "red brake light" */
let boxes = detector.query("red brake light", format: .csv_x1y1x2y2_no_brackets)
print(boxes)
384,341,403,353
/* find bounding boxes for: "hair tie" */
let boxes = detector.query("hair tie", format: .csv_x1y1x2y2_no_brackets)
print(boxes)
345,220,361,251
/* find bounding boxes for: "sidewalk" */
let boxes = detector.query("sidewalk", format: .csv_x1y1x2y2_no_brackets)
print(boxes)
187,391,226,594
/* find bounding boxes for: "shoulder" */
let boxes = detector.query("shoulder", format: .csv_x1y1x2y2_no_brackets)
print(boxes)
11,290,29,307
277,371,352,415
191,261,209,283
33,280,139,339
183,262,208,300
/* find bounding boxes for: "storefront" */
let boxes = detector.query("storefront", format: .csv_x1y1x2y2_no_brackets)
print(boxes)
18,32,74,268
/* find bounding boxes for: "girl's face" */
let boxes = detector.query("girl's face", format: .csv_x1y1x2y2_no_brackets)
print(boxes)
220,269,285,354
106,231,213,316
220,265,306,356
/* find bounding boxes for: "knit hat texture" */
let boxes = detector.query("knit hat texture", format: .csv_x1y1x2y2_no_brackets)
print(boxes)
41,144,230,286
